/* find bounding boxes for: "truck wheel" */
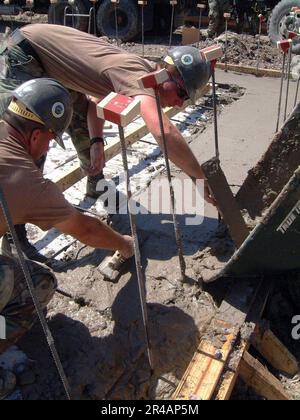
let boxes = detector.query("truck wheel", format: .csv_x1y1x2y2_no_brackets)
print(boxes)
96,0,139,42
268,0,300,55
48,0,89,32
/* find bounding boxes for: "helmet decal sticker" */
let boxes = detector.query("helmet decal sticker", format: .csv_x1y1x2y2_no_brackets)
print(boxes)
52,102,65,118
181,54,194,66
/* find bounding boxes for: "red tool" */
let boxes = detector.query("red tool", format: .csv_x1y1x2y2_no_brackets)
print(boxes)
97,92,140,127
201,44,223,69
138,69,170,89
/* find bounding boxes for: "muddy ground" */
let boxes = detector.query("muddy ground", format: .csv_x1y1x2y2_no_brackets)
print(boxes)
0,15,300,400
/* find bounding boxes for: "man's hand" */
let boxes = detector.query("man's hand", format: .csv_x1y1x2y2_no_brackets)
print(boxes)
86,142,105,176
119,235,135,259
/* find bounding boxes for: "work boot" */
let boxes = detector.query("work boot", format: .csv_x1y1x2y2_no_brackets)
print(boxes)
86,172,105,199
6,224,48,264
86,172,120,214
0,368,16,400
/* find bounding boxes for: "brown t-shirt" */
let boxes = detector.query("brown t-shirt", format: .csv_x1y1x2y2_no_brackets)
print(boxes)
0,124,76,237
21,24,156,99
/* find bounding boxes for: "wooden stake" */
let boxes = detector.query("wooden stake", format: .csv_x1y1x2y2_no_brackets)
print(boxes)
251,326,299,377
240,351,290,400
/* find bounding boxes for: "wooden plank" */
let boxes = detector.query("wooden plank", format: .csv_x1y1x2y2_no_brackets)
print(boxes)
251,326,299,377
53,86,210,192
173,280,260,400
143,56,282,79
173,328,237,400
201,157,249,248
215,339,250,400
216,63,282,78
215,278,271,400
239,351,290,400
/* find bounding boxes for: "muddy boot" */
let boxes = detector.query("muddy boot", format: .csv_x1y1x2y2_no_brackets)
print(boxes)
7,225,48,264
0,368,16,400
86,172,105,199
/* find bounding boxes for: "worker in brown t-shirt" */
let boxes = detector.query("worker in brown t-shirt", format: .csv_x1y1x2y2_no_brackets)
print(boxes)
1,24,214,198
0,79,134,387
0,24,215,259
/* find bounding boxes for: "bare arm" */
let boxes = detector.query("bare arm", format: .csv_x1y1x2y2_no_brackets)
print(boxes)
54,211,134,258
136,95,206,180
134,95,215,204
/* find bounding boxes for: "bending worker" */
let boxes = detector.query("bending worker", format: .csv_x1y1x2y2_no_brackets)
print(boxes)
0,24,214,259
0,79,134,377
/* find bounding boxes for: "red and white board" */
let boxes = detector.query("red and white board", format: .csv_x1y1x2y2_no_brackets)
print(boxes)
97,93,140,127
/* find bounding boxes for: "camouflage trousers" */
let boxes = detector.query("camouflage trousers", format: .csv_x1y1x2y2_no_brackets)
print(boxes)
0,250,57,354
0,43,91,171
208,0,231,37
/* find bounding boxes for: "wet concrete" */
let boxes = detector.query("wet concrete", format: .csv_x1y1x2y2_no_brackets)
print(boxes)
13,70,300,400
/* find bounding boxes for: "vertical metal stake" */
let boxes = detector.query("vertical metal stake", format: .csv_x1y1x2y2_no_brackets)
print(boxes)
284,48,292,121
142,5,145,57
256,20,262,75
198,9,203,48
224,20,228,72
276,53,286,132
114,3,119,46
154,94,186,282
211,69,220,161
93,5,97,35
118,126,154,372
0,188,72,400
294,76,300,107
211,67,222,223
169,4,175,48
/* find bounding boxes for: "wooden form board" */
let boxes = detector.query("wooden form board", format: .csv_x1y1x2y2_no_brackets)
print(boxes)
239,352,290,400
173,278,297,400
216,63,283,78
143,55,283,78
251,326,299,377
173,279,261,400
53,86,210,192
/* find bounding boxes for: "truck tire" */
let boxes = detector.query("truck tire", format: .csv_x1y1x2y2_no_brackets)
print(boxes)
268,0,300,55
96,0,139,42
48,0,90,32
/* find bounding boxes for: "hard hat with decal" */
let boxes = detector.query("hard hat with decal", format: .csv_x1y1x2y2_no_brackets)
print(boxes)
164,46,212,103
9,78,73,149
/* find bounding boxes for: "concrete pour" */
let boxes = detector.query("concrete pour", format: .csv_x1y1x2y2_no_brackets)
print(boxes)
10,70,300,400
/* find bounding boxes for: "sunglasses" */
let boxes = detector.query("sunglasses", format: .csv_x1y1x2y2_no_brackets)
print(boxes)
170,75,189,101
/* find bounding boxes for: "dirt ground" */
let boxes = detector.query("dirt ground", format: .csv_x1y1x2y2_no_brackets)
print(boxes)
116,32,284,71
0,15,300,401
0,12,286,71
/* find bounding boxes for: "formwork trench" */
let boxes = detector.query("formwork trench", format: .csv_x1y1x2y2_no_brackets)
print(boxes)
3,75,300,400
0,82,242,401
